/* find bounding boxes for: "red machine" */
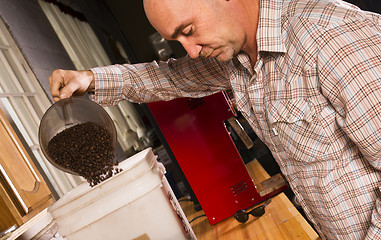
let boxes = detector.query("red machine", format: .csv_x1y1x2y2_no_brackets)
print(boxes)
147,92,285,224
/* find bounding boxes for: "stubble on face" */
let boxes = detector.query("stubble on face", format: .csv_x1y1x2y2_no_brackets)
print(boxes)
215,47,236,62
198,43,237,62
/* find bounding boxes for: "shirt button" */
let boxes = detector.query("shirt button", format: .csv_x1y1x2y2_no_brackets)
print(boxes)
272,128,279,136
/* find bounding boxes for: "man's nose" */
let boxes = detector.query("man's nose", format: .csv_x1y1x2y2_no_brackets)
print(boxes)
180,40,202,59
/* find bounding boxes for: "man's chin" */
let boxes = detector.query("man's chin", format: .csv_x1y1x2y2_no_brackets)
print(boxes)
198,47,235,62
215,52,234,62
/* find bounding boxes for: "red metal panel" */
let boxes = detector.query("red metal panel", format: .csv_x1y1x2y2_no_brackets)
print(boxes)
147,92,278,224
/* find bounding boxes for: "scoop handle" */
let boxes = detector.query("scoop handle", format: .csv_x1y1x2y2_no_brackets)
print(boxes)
61,99,75,127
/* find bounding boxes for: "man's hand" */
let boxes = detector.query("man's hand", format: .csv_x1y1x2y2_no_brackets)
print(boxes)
49,69,95,102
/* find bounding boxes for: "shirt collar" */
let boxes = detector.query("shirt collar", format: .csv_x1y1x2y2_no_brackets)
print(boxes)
257,0,286,53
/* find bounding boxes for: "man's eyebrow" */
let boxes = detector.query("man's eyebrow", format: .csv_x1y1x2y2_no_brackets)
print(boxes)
171,24,185,39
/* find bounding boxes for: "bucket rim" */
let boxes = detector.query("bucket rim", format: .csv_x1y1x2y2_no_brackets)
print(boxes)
48,148,155,212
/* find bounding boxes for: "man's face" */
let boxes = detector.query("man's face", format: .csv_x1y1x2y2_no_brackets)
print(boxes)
144,0,246,62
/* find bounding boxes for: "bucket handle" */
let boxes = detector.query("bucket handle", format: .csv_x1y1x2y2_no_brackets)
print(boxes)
154,162,166,176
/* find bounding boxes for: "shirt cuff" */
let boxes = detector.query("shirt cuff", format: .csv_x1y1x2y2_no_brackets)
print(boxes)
90,65,125,106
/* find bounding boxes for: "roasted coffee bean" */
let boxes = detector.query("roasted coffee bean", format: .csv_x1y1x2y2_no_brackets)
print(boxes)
47,122,121,187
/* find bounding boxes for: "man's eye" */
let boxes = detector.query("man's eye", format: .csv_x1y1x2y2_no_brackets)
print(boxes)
183,26,193,36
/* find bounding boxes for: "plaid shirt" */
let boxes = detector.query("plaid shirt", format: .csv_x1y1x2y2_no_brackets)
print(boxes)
91,0,381,238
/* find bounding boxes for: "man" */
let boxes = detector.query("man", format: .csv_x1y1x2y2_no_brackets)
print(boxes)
49,0,381,239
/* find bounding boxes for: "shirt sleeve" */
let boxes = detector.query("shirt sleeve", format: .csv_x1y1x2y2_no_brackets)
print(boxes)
318,15,381,170
317,14,381,238
89,56,230,106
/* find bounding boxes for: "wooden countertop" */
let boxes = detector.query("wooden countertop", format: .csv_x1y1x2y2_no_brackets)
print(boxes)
179,159,321,240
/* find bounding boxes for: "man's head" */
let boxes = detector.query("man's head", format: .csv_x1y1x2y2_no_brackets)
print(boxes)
143,0,259,62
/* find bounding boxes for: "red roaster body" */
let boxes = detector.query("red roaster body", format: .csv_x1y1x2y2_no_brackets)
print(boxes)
147,92,285,224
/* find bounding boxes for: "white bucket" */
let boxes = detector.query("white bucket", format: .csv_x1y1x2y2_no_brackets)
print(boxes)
48,148,196,240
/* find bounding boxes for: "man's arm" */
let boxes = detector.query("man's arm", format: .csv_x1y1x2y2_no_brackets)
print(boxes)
317,16,381,169
90,56,230,106
318,16,381,238
49,56,230,105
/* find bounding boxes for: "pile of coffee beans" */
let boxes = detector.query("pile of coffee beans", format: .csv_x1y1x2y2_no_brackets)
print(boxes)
47,121,122,187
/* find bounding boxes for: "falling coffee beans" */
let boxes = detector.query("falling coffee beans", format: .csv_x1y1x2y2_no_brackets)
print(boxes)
47,122,122,187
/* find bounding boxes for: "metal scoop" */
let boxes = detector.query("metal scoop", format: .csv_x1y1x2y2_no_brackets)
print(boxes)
38,97,117,175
